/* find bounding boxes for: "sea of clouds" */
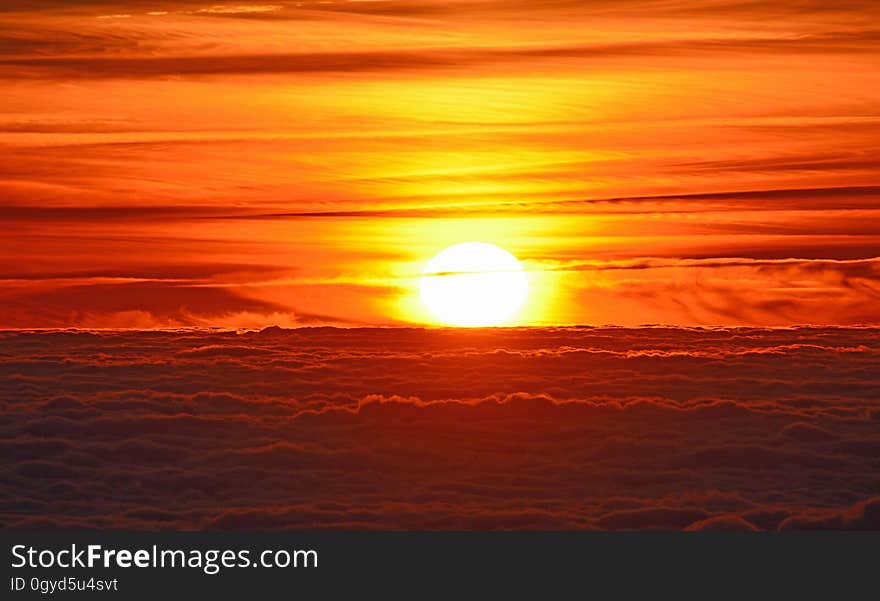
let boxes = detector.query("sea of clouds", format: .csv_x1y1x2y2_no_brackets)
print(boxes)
2,326,879,530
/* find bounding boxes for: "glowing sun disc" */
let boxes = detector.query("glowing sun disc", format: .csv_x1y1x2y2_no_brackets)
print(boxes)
420,242,528,327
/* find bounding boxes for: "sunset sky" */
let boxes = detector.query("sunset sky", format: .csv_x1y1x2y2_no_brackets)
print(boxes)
2,0,879,327
4,2,880,534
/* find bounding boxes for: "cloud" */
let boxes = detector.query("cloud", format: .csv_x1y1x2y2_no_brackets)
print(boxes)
227,186,880,219
684,515,760,531
0,281,295,328
3,32,879,80
780,498,880,530
1,326,878,529
595,507,711,530
558,257,880,326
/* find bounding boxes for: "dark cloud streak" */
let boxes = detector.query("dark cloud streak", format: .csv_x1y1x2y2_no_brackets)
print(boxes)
3,30,880,79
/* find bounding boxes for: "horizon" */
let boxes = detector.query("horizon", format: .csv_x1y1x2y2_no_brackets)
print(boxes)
5,322,880,332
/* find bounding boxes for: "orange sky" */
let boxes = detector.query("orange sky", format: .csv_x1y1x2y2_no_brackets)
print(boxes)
1,0,879,327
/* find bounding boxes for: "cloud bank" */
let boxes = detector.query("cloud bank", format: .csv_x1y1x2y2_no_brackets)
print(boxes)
3,326,879,529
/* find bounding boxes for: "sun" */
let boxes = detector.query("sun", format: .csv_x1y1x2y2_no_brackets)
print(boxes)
419,242,528,327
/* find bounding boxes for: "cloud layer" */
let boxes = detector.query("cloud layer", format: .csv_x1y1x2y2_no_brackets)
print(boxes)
3,326,879,529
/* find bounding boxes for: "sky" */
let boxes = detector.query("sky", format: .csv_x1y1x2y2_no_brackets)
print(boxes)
2,0,879,327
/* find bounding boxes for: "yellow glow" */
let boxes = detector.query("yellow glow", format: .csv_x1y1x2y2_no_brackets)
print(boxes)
419,242,528,327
